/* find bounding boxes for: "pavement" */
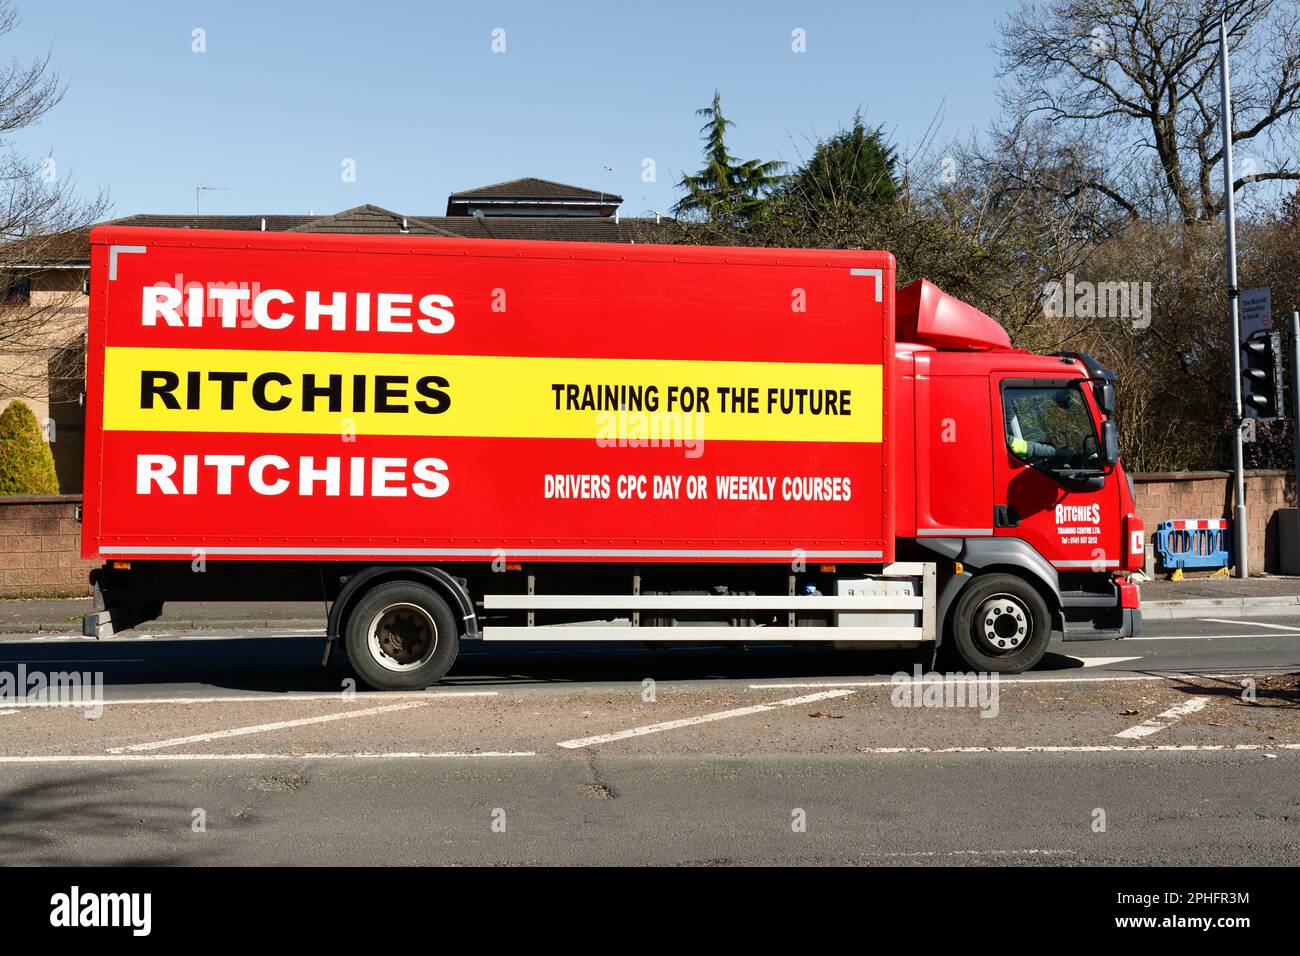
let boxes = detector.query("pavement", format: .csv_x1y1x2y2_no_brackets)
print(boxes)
1138,575,1300,618
0,597,326,634
0,603,1295,866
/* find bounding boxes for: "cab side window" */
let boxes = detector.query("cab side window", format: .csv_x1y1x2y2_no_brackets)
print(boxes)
1003,384,1098,470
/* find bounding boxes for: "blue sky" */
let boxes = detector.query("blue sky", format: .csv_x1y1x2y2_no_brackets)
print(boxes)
8,0,1020,219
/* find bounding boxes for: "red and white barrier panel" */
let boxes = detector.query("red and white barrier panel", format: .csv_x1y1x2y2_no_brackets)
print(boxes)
1167,519,1228,530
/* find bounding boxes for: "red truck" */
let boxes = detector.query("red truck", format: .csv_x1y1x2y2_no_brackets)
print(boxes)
81,225,1142,689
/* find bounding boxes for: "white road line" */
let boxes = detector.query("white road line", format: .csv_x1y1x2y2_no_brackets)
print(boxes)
0,658,144,664
108,700,427,753
852,743,1300,754
0,751,536,764
1,690,497,708
2,744,1293,764
1114,696,1211,739
748,675,1160,690
1125,632,1299,641
1199,618,1300,632
556,689,855,749
865,848,1074,859
0,709,15,716
1075,656,1143,667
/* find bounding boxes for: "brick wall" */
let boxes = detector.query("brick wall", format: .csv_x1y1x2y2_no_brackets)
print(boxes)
1132,469,1296,573
0,496,95,598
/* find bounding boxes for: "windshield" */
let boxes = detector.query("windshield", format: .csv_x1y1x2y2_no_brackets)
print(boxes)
1003,383,1100,471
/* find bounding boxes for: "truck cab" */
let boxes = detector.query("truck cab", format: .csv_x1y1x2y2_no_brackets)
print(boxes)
894,279,1143,671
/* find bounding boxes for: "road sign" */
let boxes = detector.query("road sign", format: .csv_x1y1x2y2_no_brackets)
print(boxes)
1241,287,1272,338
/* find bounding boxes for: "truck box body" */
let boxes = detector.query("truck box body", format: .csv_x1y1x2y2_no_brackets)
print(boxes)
83,226,895,565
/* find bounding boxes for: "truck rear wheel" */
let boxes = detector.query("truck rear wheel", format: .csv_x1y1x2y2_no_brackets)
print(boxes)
949,573,1051,674
344,581,460,690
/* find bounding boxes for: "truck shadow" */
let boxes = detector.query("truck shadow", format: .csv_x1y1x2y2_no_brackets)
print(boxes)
0,636,342,694
0,635,1102,695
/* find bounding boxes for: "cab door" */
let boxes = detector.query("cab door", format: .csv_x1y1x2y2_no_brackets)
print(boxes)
913,352,994,536
990,374,1117,573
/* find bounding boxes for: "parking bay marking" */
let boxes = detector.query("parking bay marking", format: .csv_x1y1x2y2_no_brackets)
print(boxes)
0,751,537,764
3,690,497,708
557,689,856,749
107,700,429,753
1114,696,1211,739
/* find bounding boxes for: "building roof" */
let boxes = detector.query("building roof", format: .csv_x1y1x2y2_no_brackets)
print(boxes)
447,177,621,202
286,204,461,237
414,215,663,242
0,179,671,267
0,228,94,267
445,178,622,216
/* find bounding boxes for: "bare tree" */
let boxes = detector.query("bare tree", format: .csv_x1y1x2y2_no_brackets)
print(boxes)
0,0,108,400
998,0,1300,224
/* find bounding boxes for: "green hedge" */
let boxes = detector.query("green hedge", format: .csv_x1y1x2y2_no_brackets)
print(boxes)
0,400,60,495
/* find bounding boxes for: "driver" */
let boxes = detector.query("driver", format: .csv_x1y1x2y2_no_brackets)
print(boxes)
1009,435,1057,459
1006,389,1071,460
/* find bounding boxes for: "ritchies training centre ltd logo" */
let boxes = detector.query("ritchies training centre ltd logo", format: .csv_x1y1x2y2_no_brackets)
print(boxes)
1056,502,1102,525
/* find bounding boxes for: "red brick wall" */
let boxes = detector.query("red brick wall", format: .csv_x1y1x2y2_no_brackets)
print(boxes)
0,496,95,598
1132,469,1296,573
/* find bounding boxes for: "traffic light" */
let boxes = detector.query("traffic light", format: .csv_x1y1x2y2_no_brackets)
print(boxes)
1240,329,1283,420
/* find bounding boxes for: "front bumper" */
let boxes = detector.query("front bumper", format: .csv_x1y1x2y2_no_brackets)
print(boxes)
1061,607,1141,641
1060,575,1141,641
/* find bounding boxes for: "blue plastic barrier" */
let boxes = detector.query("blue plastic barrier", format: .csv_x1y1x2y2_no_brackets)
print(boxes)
1154,518,1230,570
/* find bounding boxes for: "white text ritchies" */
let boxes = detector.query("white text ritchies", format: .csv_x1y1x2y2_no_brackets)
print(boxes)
49,886,151,936
0,664,103,718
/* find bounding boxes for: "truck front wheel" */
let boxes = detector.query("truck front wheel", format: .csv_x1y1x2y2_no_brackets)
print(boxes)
949,573,1051,674
344,581,460,690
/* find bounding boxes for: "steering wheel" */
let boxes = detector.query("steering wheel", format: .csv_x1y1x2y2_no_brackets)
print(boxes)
1080,434,1100,467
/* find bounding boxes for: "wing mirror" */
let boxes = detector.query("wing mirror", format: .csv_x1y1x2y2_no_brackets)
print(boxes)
1100,419,1119,467
1093,380,1115,417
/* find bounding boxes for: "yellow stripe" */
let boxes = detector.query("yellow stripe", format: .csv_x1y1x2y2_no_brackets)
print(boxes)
103,346,882,443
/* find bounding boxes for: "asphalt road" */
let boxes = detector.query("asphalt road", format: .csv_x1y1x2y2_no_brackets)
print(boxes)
0,613,1296,865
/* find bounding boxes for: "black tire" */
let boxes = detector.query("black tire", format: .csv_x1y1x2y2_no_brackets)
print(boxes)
343,580,460,690
948,572,1052,674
